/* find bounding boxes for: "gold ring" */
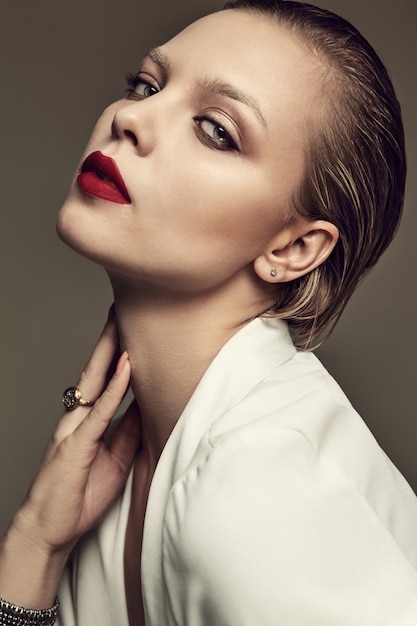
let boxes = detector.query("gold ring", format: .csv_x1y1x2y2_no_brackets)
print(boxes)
62,386,95,411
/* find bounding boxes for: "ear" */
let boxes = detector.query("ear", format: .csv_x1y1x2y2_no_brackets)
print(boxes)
253,219,339,283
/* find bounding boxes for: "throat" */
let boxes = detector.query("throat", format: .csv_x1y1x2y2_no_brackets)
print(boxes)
110,271,263,456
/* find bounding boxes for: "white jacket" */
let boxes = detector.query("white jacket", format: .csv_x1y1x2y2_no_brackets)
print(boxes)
58,318,417,625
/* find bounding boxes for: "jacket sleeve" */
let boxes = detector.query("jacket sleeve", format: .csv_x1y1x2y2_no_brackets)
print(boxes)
161,425,417,626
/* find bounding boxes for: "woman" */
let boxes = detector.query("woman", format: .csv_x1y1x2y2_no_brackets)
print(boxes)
1,1,416,624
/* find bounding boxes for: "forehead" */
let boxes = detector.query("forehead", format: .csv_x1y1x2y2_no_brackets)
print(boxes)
161,9,324,144
165,9,312,71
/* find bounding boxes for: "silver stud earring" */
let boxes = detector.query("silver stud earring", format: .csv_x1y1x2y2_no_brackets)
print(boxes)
270,268,278,277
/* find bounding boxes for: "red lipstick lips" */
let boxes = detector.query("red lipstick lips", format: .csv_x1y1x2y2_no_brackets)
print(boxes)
77,151,131,204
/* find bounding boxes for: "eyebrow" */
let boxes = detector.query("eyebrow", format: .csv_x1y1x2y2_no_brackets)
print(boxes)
144,47,266,127
146,47,171,73
197,77,266,127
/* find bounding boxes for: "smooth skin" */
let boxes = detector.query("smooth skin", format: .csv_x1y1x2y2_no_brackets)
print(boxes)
57,8,338,459
0,9,339,623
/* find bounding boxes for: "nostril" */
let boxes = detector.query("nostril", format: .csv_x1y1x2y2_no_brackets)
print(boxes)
111,118,139,147
124,130,138,146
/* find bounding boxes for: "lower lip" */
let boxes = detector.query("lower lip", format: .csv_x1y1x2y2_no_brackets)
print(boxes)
77,172,131,205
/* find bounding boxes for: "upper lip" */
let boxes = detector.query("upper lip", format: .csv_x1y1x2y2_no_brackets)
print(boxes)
80,151,131,203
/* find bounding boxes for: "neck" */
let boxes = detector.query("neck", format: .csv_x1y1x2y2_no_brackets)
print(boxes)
109,269,274,460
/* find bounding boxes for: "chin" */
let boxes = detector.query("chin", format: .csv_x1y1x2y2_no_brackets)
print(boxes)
56,196,101,263
57,197,82,249
56,196,128,277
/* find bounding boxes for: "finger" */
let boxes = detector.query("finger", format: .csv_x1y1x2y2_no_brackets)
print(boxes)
55,309,120,440
75,352,131,446
76,312,120,404
108,400,142,474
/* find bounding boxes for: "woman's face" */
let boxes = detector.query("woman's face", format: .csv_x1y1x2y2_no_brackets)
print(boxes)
57,9,324,293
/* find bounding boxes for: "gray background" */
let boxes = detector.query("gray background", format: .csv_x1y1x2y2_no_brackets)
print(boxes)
0,0,416,535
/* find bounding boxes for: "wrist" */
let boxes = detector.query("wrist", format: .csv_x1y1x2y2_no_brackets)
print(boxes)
0,595,59,626
0,513,70,610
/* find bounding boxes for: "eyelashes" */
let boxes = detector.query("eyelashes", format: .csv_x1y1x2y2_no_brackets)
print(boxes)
125,72,160,98
125,71,138,91
194,118,238,151
124,72,240,152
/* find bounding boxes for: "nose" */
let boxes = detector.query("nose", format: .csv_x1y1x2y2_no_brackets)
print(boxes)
111,100,156,156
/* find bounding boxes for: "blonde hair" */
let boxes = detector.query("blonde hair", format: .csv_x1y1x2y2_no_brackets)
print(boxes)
224,0,406,349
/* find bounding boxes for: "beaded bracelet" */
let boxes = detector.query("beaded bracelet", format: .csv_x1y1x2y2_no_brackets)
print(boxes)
0,596,59,626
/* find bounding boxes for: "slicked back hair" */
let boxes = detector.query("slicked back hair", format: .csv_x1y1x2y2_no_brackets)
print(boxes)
224,0,406,349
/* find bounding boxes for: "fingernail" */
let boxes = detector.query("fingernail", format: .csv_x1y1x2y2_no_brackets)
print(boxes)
107,303,115,321
115,351,129,375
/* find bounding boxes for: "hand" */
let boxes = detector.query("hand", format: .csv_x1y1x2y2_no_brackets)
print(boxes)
17,312,141,553
0,311,141,608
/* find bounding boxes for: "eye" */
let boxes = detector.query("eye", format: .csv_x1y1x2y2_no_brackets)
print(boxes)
195,118,238,151
125,72,159,99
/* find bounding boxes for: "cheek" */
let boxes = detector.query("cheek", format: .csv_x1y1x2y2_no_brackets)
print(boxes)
179,165,292,247
148,167,286,272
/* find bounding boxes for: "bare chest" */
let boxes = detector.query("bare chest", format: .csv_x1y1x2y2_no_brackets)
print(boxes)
124,456,155,626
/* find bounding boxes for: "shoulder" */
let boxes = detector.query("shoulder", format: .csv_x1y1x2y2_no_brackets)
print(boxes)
162,353,417,624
